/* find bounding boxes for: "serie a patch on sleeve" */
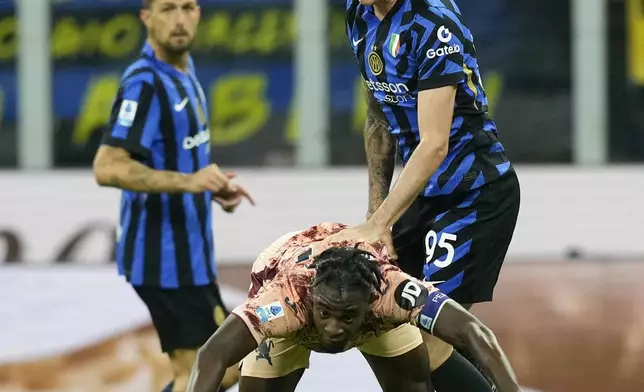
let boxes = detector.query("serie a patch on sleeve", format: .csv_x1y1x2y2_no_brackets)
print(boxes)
417,291,451,335
255,301,285,324
117,99,138,127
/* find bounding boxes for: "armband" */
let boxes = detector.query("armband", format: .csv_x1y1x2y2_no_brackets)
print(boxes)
417,291,453,335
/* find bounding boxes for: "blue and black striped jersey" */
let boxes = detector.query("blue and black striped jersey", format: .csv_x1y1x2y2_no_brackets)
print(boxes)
346,0,511,197
102,43,215,288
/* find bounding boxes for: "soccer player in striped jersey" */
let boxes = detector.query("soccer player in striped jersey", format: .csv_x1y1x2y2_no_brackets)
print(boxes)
325,0,521,390
92,1,252,391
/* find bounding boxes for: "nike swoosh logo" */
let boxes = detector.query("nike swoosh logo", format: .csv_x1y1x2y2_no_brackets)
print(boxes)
427,280,445,286
352,37,364,47
174,97,189,111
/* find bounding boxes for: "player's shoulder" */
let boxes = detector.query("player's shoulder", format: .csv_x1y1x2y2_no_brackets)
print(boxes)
345,0,362,28
410,0,462,14
120,58,156,88
278,222,346,263
409,0,469,44
378,266,438,311
410,0,463,24
345,0,359,12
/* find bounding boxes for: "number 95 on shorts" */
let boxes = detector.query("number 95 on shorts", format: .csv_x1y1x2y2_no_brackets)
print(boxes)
392,170,520,304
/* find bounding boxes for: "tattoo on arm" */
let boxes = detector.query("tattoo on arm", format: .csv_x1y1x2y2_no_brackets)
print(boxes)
363,84,396,219
93,146,190,193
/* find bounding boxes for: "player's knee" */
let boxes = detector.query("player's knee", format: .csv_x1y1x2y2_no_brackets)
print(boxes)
423,334,453,371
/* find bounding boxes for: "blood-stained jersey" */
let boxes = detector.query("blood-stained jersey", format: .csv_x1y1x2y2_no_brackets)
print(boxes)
231,222,454,352
345,0,512,197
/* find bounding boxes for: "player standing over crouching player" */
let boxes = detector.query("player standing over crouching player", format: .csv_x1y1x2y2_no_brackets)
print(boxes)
326,0,521,388
92,1,254,391
186,223,521,392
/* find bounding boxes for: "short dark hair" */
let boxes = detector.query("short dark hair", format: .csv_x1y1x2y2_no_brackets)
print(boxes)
309,246,384,299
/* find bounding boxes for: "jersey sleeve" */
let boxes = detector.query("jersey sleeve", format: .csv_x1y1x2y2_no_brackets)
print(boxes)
345,0,359,43
375,267,455,335
414,7,466,91
231,281,304,344
101,77,159,161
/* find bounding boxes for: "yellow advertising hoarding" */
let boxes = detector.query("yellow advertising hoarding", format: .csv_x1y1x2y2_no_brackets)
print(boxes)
628,0,644,84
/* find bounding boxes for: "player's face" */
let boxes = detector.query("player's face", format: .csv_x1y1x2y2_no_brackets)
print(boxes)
311,287,371,353
141,0,201,56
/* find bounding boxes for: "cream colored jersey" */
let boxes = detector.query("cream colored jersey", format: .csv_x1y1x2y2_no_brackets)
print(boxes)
231,222,446,353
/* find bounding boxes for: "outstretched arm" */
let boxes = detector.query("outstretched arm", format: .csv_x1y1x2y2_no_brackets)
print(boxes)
368,86,453,230
363,84,396,220
369,11,467,230
427,295,520,392
384,271,519,391
186,315,258,392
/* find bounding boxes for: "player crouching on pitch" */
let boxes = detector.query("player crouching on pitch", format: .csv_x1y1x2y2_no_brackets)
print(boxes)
186,222,521,392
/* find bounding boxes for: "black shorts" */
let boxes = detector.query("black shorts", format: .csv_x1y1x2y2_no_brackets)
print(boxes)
392,168,520,304
134,283,228,353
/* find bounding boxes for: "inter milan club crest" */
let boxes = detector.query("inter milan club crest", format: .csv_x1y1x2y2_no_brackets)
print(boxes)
368,51,384,76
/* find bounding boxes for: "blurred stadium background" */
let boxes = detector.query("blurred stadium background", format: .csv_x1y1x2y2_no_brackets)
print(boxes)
1,0,644,391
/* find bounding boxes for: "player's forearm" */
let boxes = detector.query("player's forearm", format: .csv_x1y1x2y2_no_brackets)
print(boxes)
429,299,521,392
187,315,258,392
187,328,236,392
186,349,228,392
369,139,447,229
463,322,521,392
364,114,396,219
98,160,190,193
94,152,191,193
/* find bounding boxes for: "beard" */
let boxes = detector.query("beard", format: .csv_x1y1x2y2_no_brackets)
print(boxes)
161,37,193,56
150,27,194,56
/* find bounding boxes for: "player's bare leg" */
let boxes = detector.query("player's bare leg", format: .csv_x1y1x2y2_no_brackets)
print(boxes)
238,368,304,392
169,349,239,392
362,344,433,392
